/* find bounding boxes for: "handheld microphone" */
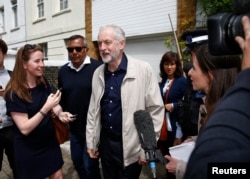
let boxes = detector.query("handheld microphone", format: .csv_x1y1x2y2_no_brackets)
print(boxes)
134,110,168,179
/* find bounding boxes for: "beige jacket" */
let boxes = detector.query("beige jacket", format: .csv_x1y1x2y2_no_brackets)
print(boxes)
86,55,164,167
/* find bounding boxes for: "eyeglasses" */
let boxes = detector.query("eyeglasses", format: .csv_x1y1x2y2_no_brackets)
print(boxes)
67,46,86,53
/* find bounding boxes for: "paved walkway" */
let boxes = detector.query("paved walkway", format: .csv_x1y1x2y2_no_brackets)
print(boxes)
0,140,167,179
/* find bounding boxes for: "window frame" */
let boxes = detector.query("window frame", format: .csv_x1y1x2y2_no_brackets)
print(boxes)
0,6,5,33
11,0,18,28
60,0,68,11
37,0,44,18
39,43,48,61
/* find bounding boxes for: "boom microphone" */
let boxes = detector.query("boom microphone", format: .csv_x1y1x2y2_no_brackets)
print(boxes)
134,110,168,179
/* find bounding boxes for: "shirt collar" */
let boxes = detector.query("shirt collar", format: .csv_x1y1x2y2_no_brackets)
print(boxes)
68,56,91,72
119,54,128,71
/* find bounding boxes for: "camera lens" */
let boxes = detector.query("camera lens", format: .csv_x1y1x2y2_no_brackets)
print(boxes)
208,12,250,56
228,15,243,43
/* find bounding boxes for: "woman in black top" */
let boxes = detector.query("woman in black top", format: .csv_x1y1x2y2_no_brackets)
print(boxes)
4,44,74,179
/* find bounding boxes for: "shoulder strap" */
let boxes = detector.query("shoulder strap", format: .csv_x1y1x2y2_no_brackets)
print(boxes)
165,79,174,103
7,70,12,76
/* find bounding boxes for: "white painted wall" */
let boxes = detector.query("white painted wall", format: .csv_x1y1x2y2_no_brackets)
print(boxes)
3,0,179,75
1,0,86,69
0,0,26,70
92,0,177,40
92,0,177,80
25,0,85,63
0,0,26,47
125,33,176,81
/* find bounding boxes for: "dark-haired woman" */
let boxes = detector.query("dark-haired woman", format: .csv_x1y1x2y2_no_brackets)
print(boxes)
165,44,241,179
158,51,187,154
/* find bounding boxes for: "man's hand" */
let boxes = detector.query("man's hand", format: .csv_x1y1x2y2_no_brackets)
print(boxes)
235,16,250,70
138,157,148,166
87,148,99,158
58,112,76,123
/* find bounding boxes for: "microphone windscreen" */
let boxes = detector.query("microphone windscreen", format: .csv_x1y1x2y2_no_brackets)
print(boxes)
134,110,157,150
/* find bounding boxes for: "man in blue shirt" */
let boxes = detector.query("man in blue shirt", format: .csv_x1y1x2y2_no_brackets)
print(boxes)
86,24,165,179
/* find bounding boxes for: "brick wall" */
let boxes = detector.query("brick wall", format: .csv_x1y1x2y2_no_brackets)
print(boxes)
177,0,197,40
85,0,100,60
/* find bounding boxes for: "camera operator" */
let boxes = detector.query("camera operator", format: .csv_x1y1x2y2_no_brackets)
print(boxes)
184,15,250,179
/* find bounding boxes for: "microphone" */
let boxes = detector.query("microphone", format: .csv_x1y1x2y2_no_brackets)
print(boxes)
134,110,168,179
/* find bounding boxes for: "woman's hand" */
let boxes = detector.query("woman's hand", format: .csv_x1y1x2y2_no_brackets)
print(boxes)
165,155,179,174
173,138,182,146
183,137,194,143
43,90,61,112
165,103,174,112
0,88,4,97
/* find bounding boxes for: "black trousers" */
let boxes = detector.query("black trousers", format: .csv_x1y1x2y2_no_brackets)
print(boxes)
0,126,16,177
157,131,176,179
99,130,142,179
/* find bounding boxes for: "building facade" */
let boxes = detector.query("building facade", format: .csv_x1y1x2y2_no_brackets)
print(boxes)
0,0,26,69
25,0,86,66
1,0,86,69
91,0,178,78
1,0,200,79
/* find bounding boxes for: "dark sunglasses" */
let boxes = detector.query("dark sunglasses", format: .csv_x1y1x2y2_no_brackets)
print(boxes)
67,46,86,53
24,44,37,50
22,44,39,58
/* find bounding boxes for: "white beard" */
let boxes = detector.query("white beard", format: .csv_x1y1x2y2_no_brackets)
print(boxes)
100,48,120,64
101,55,112,63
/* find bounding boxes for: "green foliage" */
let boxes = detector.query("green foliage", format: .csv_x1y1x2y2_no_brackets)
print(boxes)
164,36,175,51
199,0,233,16
164,37,191,62
163,0,233,62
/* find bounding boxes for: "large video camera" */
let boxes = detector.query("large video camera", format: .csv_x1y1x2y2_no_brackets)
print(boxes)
207,0,250,56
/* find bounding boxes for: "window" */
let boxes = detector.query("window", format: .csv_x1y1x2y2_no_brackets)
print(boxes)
60,0,68,10
0,7,5,32
39,43,48,60
37,0,44,18
11,0,18,28
52,0,70,17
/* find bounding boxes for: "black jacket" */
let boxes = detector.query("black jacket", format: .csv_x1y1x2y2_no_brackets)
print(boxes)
184,69,250,179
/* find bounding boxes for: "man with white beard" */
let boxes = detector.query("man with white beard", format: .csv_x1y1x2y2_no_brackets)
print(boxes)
86,24,165,179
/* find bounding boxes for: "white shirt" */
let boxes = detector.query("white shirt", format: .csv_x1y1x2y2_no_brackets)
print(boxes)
0,67,13,129
67,56,91,72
